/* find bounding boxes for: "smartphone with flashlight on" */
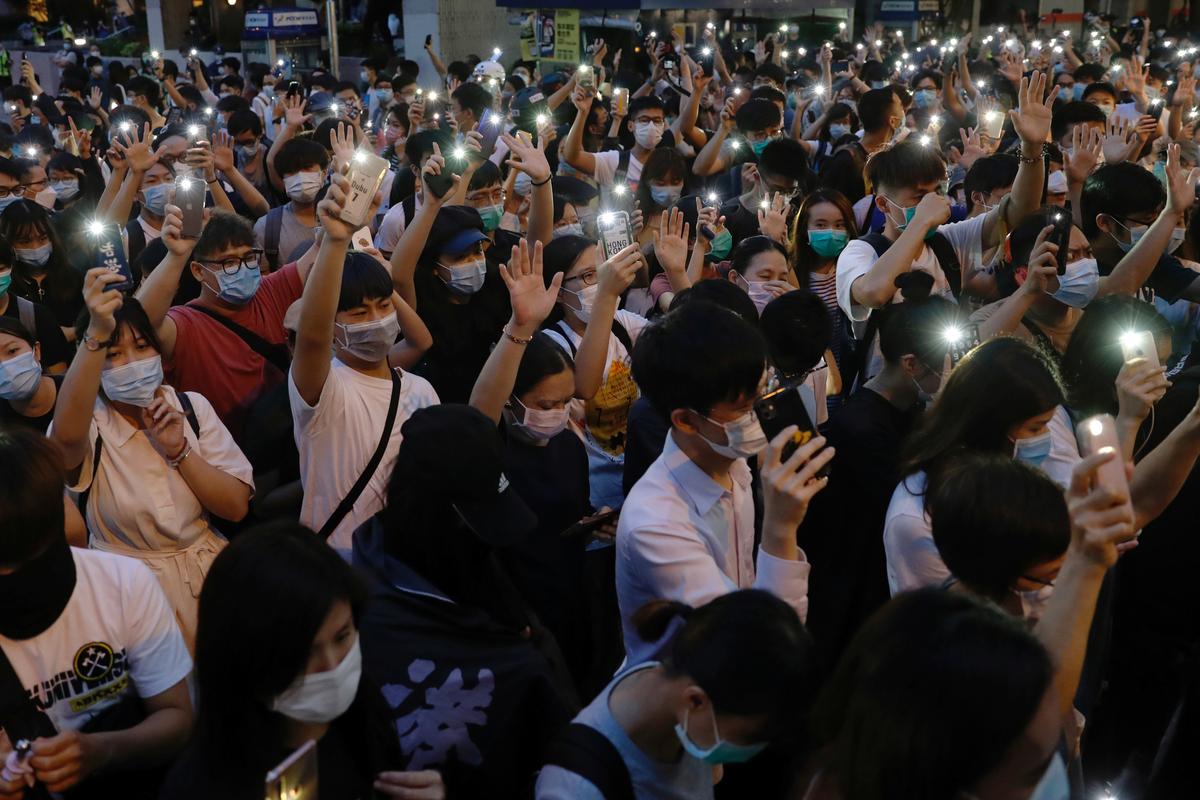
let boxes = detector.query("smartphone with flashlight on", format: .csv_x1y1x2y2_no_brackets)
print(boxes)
340,150,390,228
1049,203,1072,275
91,222,134,293
944,323,981,368
1119,330,1159,368
264,740,318,800
476,114,502,161
1075,413,1133,522
1148,97,1165,121
175,174,206,239
576,64,595,91
597,210,633,261
754,380,830,473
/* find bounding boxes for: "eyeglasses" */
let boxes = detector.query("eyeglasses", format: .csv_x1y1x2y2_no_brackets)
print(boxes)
564,269,598,286
199,250,263,275
20,180,46,191
0,187,17,199
1019,573,1055,588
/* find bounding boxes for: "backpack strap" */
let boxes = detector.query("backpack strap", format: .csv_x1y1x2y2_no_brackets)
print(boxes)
263,206,286,271
550,319,633,360
927,232,962,299
176,391,201,437
189,305,291,374
1021,316,1062,366
542,723,635,800
125,220,146,264
317,369,402,541
15,296,35,337
614,148,632,190
76,434,103,514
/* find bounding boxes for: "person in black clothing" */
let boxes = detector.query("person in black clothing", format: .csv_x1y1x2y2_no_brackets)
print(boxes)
0,316,61,433
719,137,812,246
354,403,576,799
0,199,83,339
801,272,955,661
0,237,70,371
161,521,444,799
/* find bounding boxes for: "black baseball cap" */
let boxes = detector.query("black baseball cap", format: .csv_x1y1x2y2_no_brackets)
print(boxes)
393,405,536,547
420,205,489,262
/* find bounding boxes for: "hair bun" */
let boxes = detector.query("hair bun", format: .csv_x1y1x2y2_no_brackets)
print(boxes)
895,270,935,302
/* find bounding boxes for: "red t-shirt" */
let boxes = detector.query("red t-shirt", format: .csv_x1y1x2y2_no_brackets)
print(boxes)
165,262,302,443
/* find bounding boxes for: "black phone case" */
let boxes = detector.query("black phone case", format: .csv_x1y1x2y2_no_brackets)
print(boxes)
753,382,830,476
425,172,455,199
1052,202,1073,274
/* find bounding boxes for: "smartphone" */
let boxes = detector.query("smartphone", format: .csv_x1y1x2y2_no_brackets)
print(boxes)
286,80,302,100
576,64,595,91
560,509,618,539
1050,204,1072,275
341,150,390,228
611,87,629,117
424,169,455,200
1148,97,1165,121
176,174,206,239
1076,413,1132,519
662,58,677,73
832,60,850,73
351,226,373,251
1120,329,1159,367
264,740,318,800
597,210,632,261
981,107,1005,139
92,222,134,293
754,380,830,472
946,323,981,368
425,34,432,47
476,114,502,160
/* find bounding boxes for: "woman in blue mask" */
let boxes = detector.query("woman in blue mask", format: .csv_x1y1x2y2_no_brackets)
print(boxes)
50,267,254,649
0,199,83,341
0,316,59,433
536,590,814,800
801,102,859,173
633,148,688,246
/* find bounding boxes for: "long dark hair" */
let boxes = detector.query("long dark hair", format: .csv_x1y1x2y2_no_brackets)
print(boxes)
192,522,371,788
513,332,573,399
789,188,857,284
1060,294,1170,419
900,337,1065,478
0,201,79,309
812,589,1052,799
634,147,688,214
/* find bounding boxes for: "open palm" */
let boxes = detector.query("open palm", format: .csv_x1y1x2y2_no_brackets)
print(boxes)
501,239,561,329
1009,71,1058,145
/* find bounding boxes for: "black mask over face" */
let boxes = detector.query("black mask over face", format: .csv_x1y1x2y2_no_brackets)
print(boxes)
0,535,76,640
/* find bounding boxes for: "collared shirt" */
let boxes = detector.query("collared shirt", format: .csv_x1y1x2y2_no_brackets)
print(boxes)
616,431,810,665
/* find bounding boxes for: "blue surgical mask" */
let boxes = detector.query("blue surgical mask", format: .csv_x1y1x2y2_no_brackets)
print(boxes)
870,80,889,90
674,706,766,765
0,272,10,296
100,355,163,407
1071,83,1085,101
913,89,938,108
649,184,683,208
436,257,487,295
478,203,503,233
1049,257,1099,309
1109,218,1147,253
1012,430,1053,468
141,183,170,216
828,123,850,139
0,350,42,400
751,137,773,157
15,244,51,267
553,222,584,239
1027,753,1069,800
708,228,733,260
49,179,79,202
206,262,261,304
0,196,16,215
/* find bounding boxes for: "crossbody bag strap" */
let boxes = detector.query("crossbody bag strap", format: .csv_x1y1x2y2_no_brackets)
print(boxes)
317,369,402,541
189,305,291,374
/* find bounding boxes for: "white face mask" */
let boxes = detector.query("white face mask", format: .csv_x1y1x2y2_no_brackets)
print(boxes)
1167,226,1186,255
553,223,584,239
270,636,362,724
284,171,323,203
33,187,56,210
634,120,664,149
696,409,769,459
511,396,569,441
335,315,400,363
436,257,487,295
562,283,598,322
1048,257,1099,309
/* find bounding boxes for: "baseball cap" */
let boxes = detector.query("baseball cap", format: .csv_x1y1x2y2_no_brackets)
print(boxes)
393,405,536,547
421,205,489,261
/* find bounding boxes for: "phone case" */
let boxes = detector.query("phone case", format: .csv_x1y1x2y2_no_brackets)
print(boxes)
477,117,502,160
176,175,205,239
576,65,595,90
1076,413,1132,514
947,324,981,368
351,226,373,251
1051,204,1072,274
264,740,318,800
754,381,830,474
340,151,390,228
612,88,629,117
425,171,455,200
93,223,133,294
1120,330,1159,367
597,211,632,261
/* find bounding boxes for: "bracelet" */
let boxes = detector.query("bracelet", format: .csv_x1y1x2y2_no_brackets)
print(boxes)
530,175,551,187
1017,143,1048,165
503,327,534,345
167,445,192,469
206,178,218,185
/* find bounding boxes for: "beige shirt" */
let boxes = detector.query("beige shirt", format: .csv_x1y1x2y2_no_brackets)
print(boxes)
970,299,1081,354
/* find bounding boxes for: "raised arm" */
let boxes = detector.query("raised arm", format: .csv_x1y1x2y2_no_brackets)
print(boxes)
423,39,448,78
501,131,553,246
388,144,458,310
99,123,157,229
573,244,641,399
975,226,1058,342
266,96,311,193
210,131,270,218
853,193,951,309
561,86,598,177
133,205,197,359
692,97,737,176
1063,124,1103,229
984,72,1057,249
470,239,562,423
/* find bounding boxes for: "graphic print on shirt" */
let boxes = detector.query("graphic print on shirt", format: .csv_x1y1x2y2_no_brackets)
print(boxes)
28,641,131,715
381,659,495,770
582,357,638,457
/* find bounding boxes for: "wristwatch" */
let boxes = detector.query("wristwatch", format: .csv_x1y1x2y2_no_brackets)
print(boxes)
81,334,105,352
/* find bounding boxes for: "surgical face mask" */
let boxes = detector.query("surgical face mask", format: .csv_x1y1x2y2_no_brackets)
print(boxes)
359,70,370,84
913,89,938,109
562,282,599,322
707,228,733,260
633,120,664,149
514,171,533,197
375,88,394,105
1071,83,1085,101
140,183,170,216
260,84,275,99
1049,257,1099,309
675,705,767,765
1109,218,1147,253
436,257,487,295
49,178,79,202
511,396,569,440
0,197,17,215
1166,227,1186,255
32,187,56,210
0,350,42,400
746,281,775,315
477,203,503,233
335,314,400,362
553,222,584,239
271,636,363,724
649,184,683,208
1012,429,1053,468
100,355,163,407
284,171,323,204
1096,103,1115,117
750,134,779,158
828,123,850,139
808,229,848,259
696,408,769,460
1013,582,1055,622
91,65,104,78
15,244,51,267
205,262,262,305
0,272,10,296
886,197,937,241
870,80,889,90
237,143,259,161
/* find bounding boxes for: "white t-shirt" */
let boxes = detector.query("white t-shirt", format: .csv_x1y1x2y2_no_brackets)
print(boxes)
289,360,439,549
374,192,425,255
0,548,191,733
592,150,645,187
544,310,649,509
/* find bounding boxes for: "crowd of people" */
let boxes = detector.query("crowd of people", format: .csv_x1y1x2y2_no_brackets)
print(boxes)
0,10,1199,799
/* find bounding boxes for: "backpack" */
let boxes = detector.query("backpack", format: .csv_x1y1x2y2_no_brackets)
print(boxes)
262,205,287,271
539,723,635,800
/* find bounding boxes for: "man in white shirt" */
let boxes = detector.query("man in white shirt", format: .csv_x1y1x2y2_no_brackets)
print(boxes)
0,429,192,796
617,302,834,665
561,89,683,192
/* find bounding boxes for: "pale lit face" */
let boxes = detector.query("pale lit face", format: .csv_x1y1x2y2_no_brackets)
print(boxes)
734,249,789,283
302,598,357,675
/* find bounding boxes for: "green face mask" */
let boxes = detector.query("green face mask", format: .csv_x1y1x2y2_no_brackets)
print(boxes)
478,203,503,233
708,228,733,260
888,198,937,241
0,273,10,296
808,229,848,259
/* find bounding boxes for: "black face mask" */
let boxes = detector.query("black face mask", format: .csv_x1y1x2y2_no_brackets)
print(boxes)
0,535,76,640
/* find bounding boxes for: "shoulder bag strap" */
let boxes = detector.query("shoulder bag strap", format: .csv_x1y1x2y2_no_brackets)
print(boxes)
927,232,962,298
189,305,291,374
175,392,201,437
542,723,635,800
264,206,285,271
0,639,59,746
15,296,35,337
317,369,402,541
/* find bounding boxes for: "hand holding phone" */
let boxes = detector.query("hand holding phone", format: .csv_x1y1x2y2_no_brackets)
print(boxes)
597,210,633,260
340,150,390,227
91,222,135,292
1119,330,1159,367
1075,413,1132,530
754,381,830,474
1050,204,1072,275
175,174,206,239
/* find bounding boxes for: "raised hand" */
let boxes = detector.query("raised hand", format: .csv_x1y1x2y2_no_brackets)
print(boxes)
284,95,310,128
570,84,595,115
82,267,125,341
500,238,561,332
757,191,790,243
141,391,187,461
1164,143,1200,216
955,125,987,171
653,206,690,275
1102,115,1139,164
328,121,357,173
500,131,551,184
211,130,235,174
1064,124,1103,184
1066,450,1136,569
1019,225,1061,297
87,86,102,111
1116,357,1169,425
117,122,158,173
160,204,196,257
1009,71,1059,145
759,427,835,529
316,172,368,242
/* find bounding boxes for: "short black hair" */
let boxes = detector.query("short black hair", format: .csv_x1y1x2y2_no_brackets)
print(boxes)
735,98,782,135
1080,162,1165,238
225,110,262,138
274,137,329,177
193,209,255,261
513,332,573,398
866,139,947,195
668,279,759,328
730,234,788,276
963,154,1019,212
633,301,767,419
337,251,393,312
215,95,251,115
452,82,492,122
467,159,500,191
759,289,832,378
876,272,965,366
74,295,163,354
759,138,812,185
754,62,786,87
126,76,161,108
1073,63,1107,83
218,74,245,92
405,129,452,166
1050,101,1105,143
0,430,66,564
1081,82,1118,104
749,86,786,108
3,86,32,106
627,95,665,121
857,87,898,133
0,158,19,183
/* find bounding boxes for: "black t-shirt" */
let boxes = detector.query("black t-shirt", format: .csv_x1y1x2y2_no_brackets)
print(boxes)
1096,250,1197,304
623,396,670,496
0,373,61,434
719,198,761,248
801,386,918,660
10,267,83,332
1,295,71,369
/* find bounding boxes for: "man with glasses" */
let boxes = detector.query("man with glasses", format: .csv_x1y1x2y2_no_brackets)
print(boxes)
0,158,23,215
134,208,315,445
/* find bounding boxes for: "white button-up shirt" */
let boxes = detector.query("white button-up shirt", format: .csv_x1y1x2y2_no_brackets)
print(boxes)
616,431,810,665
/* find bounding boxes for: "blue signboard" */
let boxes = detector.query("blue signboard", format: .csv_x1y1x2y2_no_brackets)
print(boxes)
243,8,323,40
876,0,917,22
